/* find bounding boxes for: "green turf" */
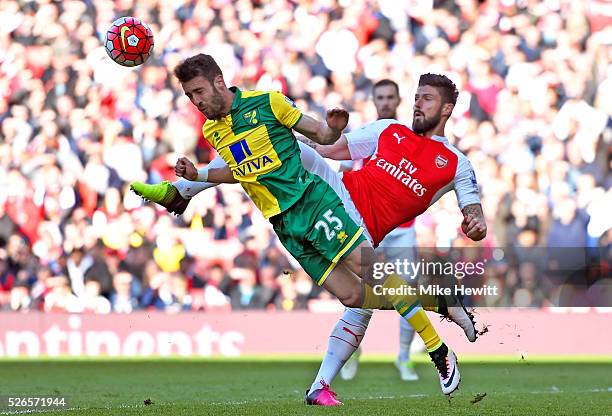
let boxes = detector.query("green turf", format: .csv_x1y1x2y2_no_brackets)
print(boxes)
0,359,610,415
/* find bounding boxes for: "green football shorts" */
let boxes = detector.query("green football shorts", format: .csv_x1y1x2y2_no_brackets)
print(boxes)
270,176,365,286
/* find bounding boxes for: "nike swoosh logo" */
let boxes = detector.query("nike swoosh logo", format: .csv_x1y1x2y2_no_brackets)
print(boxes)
443,365,456,388
120,26,130,51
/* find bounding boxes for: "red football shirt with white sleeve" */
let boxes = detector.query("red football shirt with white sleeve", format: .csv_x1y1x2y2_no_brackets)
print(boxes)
341,119,481,246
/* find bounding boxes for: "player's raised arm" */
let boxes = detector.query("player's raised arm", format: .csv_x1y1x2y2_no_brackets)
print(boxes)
297,135,352,160
175,156,237,184
298,118,394,161
267,91,347,145
293,109,349,145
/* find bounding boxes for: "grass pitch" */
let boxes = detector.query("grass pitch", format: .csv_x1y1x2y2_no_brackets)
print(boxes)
1,357,610,415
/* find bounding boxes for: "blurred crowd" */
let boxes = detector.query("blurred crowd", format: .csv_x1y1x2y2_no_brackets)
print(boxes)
1,0,610,313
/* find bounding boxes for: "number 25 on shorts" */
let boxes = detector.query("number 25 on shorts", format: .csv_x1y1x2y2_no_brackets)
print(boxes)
315,209,343,241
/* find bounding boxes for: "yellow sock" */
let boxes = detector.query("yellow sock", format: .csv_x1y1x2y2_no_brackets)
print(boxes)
361,283,394,309
382,274,443,352
407,309,443,352
417,277,440,312
419,291,438,313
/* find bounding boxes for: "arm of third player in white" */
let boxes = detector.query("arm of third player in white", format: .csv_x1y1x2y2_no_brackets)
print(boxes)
298,119,398,161
297,135,352,160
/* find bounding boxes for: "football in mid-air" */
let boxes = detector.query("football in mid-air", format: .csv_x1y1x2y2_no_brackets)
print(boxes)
105,16,154,67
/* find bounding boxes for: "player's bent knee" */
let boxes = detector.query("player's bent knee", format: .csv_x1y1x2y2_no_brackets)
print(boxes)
337,287,363,308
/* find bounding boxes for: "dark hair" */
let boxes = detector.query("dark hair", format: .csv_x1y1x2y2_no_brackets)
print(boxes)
418,73,459,106
372,79,400,96
173,53,223,84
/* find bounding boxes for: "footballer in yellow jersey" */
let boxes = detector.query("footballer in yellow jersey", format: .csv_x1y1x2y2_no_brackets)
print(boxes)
177,57,366,285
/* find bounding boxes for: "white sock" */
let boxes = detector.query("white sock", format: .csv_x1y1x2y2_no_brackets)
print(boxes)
399,317,415,362
309,308,372,392
172,155,229,199
173,178,216,199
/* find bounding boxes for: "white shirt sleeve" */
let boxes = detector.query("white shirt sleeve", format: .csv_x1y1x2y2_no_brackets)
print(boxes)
346,119,396,160
454,156,481,209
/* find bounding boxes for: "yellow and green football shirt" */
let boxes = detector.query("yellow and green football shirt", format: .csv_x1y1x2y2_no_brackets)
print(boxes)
203,87,312,218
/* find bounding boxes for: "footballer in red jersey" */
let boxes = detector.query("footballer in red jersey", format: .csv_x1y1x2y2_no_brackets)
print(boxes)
339,118,481,246
298,75,485,403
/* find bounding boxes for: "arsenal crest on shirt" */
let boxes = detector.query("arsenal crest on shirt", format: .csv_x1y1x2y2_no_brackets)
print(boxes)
435,155,448,168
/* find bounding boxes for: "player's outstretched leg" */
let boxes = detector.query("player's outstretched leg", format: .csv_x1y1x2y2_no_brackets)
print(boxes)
360,282,460,394
422,291,477,342
131,156,228,215
323,251,461,396
130,180,190,215
438,292,477,342
430,343,460,395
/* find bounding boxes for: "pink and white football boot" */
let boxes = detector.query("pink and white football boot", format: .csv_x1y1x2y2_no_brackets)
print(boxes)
305,380,343,406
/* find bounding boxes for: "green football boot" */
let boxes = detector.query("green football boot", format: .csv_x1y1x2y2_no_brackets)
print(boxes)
130,181,189,215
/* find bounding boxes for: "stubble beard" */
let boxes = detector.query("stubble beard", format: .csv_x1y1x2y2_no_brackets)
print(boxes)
412,110,441,135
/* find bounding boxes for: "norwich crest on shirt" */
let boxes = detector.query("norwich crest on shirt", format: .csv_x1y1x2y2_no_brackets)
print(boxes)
243,109,259,125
